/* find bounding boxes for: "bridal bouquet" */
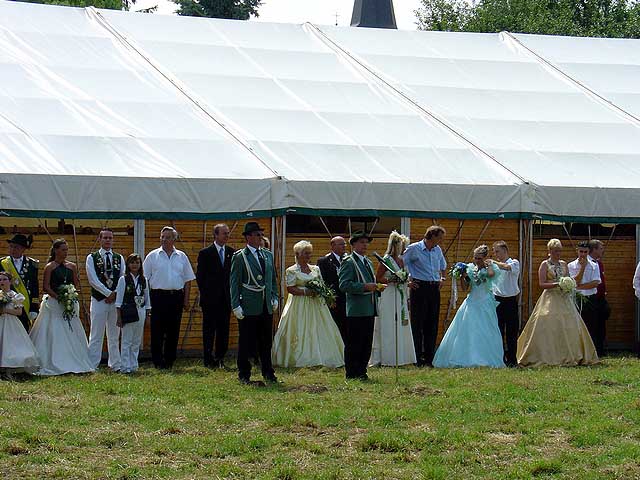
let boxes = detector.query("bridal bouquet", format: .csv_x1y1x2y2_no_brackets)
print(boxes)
0,290,11,307
449,262,470,282
57,284,79,330
305,278,337,308
558,276,577,295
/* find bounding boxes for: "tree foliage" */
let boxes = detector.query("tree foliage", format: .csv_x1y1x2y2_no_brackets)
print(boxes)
173,0,262,19
416,0,640,38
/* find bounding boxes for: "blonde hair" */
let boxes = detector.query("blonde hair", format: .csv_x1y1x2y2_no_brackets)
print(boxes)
385,231,410,257
473,244,489,257
293,240,313,257
547,238,562,251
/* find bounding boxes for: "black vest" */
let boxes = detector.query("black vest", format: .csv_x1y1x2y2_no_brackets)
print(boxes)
90,251,122,301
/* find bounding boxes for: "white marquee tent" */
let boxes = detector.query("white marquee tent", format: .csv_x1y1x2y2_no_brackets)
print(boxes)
1,1,640,222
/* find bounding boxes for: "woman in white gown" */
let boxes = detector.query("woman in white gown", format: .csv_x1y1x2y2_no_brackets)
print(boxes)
272,240,344,368
30,239,94,376
370,231,416,366
0,271,39,378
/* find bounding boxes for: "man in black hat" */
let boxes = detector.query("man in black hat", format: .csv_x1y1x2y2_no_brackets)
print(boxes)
338,231,385,380
230,222,279,384
0,234,39,331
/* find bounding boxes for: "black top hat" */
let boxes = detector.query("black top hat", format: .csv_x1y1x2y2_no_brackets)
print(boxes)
242,222,264,236
349,231,373,245
6,234,32,248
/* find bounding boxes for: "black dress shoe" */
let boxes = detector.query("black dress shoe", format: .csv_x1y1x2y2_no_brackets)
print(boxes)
264,375,278,383
239,377,251,385
358,374,369,381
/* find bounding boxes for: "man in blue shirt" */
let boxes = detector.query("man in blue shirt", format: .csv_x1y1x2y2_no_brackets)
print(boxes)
403,225,447,367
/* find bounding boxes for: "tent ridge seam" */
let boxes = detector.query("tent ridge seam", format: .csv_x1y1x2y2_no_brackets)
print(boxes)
501,31,640,129
305,22,530,185
85,6,282,179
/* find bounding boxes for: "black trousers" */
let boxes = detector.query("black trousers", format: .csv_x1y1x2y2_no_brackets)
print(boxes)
201,301,230,365
577,294,599,352
495,295,519,366
590,296,610,356
410,283,440,366
150,289,184,368
344,315,375,378
237,303,275,381
329,301,347,342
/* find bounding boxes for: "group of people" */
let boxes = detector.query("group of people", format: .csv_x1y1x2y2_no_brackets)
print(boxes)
0,220,616,382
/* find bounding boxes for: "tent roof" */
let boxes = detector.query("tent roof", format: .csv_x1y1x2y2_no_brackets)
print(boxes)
1,1,639,221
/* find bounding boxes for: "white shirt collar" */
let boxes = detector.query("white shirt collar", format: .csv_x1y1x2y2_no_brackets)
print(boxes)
332,252,342,262
353,251,366,263
247,245,260,255
214,241,225,251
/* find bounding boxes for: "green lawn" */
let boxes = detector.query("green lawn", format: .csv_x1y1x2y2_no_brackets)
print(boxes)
1,357,640,479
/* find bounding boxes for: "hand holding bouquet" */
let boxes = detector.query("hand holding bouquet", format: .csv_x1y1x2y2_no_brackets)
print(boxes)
57,284,79,330
558,276,577,295
449,262,469,282
305,278,337,308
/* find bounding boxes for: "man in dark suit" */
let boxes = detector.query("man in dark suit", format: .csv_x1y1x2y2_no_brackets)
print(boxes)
0,234,39,331
196,223,235,368
317,236,347,341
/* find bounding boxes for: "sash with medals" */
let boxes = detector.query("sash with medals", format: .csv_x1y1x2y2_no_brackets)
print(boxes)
90,251,121,300
0,256,30,311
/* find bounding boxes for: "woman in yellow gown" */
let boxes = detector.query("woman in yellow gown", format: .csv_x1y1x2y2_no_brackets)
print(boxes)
272,241,344,368
517,238,598,367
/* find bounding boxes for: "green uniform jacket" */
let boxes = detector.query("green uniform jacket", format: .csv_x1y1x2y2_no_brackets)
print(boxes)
230,247,278,316
338,254,378,317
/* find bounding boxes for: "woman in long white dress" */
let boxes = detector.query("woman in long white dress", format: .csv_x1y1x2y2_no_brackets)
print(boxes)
0,271,39,378
272,240,344,368
30,238,94,376
369,231,416,366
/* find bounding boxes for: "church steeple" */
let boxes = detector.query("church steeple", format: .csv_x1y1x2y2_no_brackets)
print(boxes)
350,0,397,29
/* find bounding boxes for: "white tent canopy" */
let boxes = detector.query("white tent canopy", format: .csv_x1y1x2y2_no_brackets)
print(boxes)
1,1,639,221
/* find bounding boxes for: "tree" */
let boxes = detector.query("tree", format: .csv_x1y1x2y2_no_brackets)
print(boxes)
415,0,640,38
14,0,155,12
173,0,262,19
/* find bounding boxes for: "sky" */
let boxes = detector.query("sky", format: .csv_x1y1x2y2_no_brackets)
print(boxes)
135,0,424,30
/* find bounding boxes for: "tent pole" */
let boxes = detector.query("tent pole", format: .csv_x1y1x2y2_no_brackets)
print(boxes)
518,219,524,329
400,217,410,238
279,215,287,331
528,220,533,317
134,219,145,257
636,225,640,355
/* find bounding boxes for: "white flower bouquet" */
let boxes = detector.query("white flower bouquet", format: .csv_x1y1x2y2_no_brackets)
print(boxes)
558,276,577,295
57,284,79,330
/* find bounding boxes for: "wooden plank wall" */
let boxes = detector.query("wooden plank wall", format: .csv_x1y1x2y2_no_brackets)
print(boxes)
143,219,272,354
2,217,635,353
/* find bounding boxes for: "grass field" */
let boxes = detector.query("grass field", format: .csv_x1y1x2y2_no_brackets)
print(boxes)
1,356,640,479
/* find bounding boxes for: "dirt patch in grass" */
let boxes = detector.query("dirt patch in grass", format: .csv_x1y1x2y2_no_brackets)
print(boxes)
4,444,29,455
486,432,521,445
592,378,623,387
403,385,443,396
284,384,329,394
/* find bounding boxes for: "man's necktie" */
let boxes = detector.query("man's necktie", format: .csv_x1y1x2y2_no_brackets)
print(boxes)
257,249,266,274
219,247,225,266
105,252,112,274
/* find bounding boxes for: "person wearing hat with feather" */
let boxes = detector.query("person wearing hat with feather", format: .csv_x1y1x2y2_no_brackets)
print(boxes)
0,234,39,331
230,222,279,384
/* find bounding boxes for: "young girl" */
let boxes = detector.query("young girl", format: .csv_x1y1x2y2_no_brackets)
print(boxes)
115,254,151,374
0,271,39,379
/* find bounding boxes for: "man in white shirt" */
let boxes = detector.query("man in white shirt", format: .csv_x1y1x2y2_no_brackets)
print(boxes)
86,228,125,371
491,241,520,367
568,240,601,345
143,226,196,369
